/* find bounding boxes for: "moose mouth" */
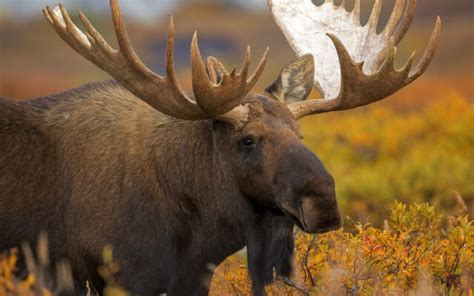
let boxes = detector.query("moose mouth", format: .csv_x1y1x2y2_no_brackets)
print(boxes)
279,201,342,234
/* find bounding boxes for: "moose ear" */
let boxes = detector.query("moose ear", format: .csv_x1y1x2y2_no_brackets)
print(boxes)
265,54,314,103
206,56,229,84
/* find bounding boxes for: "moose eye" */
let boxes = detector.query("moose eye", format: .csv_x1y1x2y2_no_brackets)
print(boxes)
238,136,258,152
241,138,254,146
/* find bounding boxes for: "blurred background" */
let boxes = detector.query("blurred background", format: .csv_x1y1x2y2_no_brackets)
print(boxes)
0,0,473,226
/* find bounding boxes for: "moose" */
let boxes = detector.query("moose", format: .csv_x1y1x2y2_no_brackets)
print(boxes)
0,0,440,295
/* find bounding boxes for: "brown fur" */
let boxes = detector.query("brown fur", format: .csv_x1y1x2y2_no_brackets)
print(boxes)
0,57,341,295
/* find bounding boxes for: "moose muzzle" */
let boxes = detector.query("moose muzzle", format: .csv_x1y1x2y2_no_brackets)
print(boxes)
299,195,342,234
276,144,342,234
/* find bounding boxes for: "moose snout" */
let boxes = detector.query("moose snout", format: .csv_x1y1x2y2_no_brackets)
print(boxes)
299,196,342,234
296,174,342,233
276,144,342,233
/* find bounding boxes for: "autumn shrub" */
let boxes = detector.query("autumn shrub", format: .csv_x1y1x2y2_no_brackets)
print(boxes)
0,233,73,296
210,201,473,295
0,243,128,296
0,248,39,296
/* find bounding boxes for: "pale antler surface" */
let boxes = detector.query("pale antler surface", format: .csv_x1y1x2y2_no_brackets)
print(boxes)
43,0,268,121
268,0,441,119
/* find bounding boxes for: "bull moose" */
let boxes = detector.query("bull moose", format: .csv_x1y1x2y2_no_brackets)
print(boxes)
0,0,440,295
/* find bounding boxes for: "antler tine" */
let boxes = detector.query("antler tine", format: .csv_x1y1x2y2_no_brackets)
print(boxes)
78,9,116,57
367,0,382,33
239,46,251,79
42,7,53,23
392,0,417,44
191,33,270,117
57,4,89,48
109,0,157,80
44,5,91,60
407,17,442,83
165,15,177,81
191,31,212,95
247,47,270,87
383,0,405,38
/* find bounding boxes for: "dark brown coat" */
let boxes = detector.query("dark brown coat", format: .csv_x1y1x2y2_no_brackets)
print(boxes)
0,56,341,295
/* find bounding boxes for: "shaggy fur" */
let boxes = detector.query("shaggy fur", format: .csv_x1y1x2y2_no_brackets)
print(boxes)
1,58,341,295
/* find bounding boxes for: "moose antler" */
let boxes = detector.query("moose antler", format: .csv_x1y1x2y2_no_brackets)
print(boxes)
43,0,269,121
268,0,441,119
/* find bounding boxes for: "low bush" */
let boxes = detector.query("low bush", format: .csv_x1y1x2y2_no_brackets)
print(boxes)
211,202,473,295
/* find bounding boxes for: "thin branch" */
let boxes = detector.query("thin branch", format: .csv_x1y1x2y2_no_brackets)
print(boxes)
280,276,310,296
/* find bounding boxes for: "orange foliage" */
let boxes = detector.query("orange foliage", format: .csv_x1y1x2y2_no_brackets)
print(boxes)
210,202,473,295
